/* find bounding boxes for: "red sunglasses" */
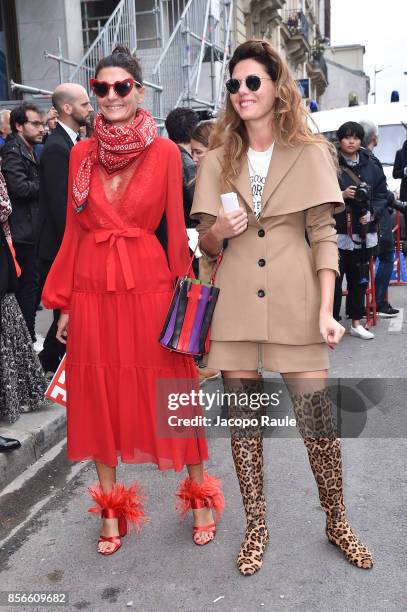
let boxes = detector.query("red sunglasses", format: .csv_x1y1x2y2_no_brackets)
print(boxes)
90,78,142,98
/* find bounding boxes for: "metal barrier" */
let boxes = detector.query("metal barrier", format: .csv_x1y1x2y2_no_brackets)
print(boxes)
283,9,310,41
365,257,377,327
390,211,407,286
341,256,377,328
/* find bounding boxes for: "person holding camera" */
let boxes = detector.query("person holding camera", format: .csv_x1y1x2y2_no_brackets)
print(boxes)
333,122,387,338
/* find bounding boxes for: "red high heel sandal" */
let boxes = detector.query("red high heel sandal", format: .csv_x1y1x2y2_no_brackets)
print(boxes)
88,482,149,556
175,472,225,546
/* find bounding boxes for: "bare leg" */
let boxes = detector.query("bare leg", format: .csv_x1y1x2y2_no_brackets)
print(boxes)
95,461,118,554
187,462,214,544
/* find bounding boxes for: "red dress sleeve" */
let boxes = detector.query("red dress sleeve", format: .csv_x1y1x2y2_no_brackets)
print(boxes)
41,149,83,314
165,144,193,280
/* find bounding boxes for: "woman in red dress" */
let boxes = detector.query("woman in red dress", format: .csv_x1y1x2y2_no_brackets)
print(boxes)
42,46,223,555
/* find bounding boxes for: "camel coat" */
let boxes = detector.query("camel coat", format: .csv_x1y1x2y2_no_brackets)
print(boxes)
190,141,344,346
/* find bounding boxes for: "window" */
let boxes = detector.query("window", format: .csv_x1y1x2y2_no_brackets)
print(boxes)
81,0,120,49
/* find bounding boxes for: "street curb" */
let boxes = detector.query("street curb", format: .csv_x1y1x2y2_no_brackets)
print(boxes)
0,401,66,491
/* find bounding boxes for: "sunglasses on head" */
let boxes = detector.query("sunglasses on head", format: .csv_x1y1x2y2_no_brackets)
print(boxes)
225,74,273,95
90,78,142,98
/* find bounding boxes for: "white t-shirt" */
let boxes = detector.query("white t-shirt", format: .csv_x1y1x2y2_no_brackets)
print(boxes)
247,143,274,218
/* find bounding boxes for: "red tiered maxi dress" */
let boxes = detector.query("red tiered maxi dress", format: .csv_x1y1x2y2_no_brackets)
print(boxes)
42,136,208,470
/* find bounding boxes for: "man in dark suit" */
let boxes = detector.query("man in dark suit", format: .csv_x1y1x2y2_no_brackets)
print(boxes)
37,83,92,373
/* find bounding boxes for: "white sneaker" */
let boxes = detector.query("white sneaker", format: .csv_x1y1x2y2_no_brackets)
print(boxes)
33,333,45,353
350,325,374,340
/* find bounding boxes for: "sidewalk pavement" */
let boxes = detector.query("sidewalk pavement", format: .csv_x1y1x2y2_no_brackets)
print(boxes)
0,402,65,491
1,438,406,611
0,308,65,492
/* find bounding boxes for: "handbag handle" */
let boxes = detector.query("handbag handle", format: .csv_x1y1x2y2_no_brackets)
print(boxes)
184,242,223,285
209,249,223,284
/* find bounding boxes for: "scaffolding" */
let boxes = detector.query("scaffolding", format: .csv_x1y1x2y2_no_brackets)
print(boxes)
152,0,234,119
29,0,233,123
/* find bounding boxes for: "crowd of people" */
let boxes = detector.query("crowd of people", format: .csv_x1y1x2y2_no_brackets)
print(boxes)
0,37,406,575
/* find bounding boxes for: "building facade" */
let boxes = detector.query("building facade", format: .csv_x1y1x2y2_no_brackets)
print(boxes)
241,0,331,103
0,0,234,120
0,0,348,114
319,44,370,110
0,0,85,98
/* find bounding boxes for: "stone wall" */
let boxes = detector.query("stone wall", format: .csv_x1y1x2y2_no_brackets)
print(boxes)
15,0,83,92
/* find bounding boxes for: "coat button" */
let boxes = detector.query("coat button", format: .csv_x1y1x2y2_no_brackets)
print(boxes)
257,289,265,298
258,229,265,237
258,258,265,267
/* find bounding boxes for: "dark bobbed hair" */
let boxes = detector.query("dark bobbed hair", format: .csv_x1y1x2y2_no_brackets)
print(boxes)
165,107,199,144
10,102,41,133
337,121,364,142
95,45,143,83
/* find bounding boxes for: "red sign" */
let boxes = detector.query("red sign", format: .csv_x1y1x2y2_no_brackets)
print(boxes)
45,355,67,407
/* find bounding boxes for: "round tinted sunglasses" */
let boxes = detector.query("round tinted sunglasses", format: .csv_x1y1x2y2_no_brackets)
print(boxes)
90,78,142,98
225,75,273,95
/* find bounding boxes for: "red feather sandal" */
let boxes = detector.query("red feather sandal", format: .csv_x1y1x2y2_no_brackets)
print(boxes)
175,472,225,546
88,482,149,555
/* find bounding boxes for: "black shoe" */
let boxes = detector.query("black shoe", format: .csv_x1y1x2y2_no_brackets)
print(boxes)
377,303,399,318
0,435,21,452
387,303,399,314
38,353,57,377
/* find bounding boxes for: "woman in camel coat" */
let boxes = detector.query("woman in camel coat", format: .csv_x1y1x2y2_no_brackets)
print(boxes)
191,39,373,576
193,140,343,368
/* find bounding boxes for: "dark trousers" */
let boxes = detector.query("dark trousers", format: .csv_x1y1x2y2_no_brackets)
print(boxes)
334,248,370,321
38,259,65,372
375,249,394,308
14,242,40,341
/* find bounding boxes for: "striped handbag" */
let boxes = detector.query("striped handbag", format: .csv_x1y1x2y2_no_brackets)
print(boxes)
158,248,222,356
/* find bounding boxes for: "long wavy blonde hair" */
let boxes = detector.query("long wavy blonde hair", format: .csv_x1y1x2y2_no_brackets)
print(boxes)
210,40,332,187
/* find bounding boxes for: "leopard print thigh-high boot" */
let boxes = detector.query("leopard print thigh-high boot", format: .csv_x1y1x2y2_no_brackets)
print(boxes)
225,379,269,576
290,386,373,569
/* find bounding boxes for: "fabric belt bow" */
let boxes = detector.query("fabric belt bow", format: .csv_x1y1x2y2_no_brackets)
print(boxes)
94,227,149,291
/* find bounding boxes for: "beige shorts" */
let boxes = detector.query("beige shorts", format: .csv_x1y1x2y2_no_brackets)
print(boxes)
206,341,329,374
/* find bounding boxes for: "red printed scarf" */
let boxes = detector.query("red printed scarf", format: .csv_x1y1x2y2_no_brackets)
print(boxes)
72,108,157,212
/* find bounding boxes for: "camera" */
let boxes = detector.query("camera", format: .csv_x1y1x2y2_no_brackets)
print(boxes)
385,192,407,215
391,199,407,214
354,182,372,204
